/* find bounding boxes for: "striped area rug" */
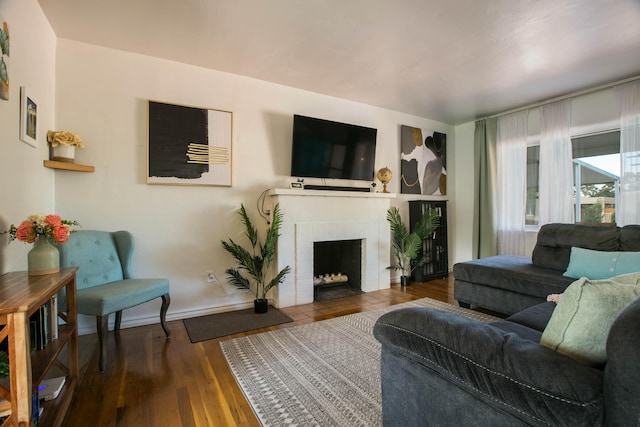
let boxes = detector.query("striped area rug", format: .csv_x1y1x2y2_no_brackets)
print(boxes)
220,298,500,426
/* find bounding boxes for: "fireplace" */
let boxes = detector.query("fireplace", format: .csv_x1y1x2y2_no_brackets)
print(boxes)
268,188,394,307
313,239,363,301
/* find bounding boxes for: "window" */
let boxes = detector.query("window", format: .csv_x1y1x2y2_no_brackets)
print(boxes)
572,131,620,224
526,145,540,225
525,131,620,225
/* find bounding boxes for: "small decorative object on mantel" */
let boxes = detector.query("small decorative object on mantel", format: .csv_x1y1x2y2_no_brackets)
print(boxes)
290,178,304,189
2,214,80,276
221,203,291,313
377,167,392,193
47,130,85,164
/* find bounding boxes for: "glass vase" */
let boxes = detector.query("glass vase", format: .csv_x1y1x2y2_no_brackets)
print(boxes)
28,236,60,276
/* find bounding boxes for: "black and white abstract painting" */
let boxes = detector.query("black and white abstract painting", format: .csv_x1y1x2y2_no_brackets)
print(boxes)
147,100,232,186
400,125,446,195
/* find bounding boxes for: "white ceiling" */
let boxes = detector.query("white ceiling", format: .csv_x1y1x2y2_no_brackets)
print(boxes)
38,0,640,125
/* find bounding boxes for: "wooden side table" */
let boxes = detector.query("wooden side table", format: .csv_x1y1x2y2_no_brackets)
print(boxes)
0,268,79,427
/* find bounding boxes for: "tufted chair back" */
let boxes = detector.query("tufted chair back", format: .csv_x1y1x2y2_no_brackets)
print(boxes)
58,230,134,290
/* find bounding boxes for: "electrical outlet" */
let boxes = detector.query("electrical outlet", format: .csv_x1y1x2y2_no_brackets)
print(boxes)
206,270,217,283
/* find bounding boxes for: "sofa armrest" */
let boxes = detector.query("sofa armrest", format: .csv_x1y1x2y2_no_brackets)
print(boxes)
373,307,604,426
604,297,640,426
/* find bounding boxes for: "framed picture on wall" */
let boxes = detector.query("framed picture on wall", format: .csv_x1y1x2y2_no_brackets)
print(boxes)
0,14,9,101
147,100,233,186
19,86,38,147
400,125,446,195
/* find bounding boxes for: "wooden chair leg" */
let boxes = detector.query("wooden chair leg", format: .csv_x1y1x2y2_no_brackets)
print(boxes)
160,293,171,338
115,310,122,332
96,315,109,372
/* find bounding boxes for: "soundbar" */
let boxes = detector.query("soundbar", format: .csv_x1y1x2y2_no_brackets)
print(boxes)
303,185,371,192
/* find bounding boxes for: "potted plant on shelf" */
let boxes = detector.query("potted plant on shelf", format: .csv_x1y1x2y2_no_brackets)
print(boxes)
221,203,291,313
386,206,439,286
47,130,85,164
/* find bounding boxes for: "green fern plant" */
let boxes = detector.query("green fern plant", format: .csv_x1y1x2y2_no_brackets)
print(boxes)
386,206,440,277
221,203,291,300
0,351,8,377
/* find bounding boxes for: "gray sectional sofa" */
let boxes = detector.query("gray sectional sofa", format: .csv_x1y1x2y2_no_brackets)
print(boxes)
373,295,640,426
453,223,640,315
373,222,640,426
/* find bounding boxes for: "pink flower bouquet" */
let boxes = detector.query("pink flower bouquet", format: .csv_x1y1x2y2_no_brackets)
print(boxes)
3,214,79,244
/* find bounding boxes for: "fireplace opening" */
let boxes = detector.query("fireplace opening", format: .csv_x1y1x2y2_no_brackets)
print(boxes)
313,239,363,301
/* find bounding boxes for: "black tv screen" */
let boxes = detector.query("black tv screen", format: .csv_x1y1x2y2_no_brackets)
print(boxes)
290,114,377,181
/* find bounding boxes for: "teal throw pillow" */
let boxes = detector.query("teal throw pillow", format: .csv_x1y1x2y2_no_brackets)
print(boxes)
563,247,640,280
540,272,640,366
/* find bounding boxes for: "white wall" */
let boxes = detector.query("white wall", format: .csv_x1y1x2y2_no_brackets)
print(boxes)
0,0,57,272
53,39,454,333
452,88,623,263
452,122,475,264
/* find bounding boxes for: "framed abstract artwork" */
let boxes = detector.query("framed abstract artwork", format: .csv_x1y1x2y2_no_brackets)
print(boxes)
400,125,447,195
19,86,38,147
147,100,233,186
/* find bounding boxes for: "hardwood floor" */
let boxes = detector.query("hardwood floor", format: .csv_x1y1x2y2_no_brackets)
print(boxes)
62,276,456,426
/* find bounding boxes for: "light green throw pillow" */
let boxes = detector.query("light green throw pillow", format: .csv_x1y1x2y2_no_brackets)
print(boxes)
563,247,640,279
540,272,640,366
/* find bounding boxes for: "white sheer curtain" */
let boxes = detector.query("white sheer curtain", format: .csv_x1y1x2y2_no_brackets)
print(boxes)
615,80,640,226
539,99,574,225
497,110,528,255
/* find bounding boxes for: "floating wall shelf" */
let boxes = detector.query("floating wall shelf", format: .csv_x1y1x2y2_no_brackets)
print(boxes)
44,160,95,173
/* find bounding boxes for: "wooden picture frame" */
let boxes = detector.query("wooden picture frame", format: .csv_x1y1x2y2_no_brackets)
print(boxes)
147,100,232,186
19,86,38,147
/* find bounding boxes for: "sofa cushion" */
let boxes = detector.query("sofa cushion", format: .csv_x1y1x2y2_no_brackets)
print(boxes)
619,225,640,251
490,320,543,343
490,302,555,342
563,247,640,280
453,255,573,298
531,223,620,272
504,301,555,331
540,273,640,366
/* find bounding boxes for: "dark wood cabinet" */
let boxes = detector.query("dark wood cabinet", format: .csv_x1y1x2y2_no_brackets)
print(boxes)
409,200,448,282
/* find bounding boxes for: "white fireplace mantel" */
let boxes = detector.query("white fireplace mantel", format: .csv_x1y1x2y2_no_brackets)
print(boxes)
268,188,394,307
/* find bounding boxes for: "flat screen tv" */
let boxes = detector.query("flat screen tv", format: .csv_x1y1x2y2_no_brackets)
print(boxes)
290,114,377,182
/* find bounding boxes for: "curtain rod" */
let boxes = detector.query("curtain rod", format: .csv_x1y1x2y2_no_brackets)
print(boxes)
482,73,640,121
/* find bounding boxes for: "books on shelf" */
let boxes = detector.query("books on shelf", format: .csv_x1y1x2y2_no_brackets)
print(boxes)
48,294,59,340
29,295,60,353
38,376,66,401
0,398,10,417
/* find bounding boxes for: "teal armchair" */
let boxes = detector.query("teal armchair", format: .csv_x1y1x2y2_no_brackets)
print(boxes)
57,230,171,372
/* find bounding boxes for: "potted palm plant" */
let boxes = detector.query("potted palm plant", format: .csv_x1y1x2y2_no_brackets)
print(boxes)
386,206,440,286
221,203,291,313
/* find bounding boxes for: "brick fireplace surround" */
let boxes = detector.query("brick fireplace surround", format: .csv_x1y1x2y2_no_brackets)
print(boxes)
268,188,395,307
